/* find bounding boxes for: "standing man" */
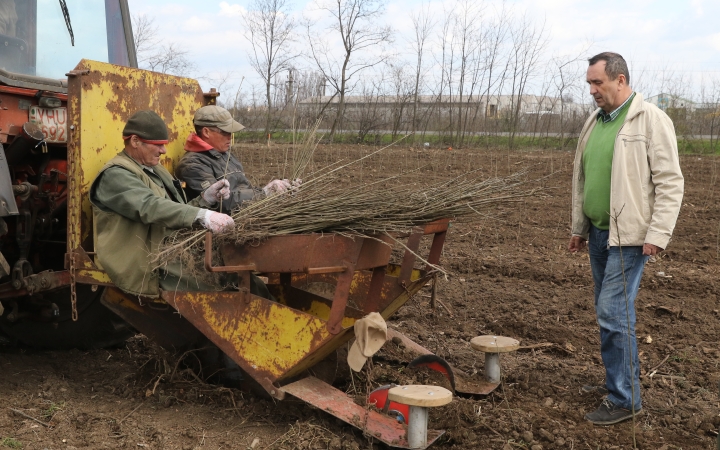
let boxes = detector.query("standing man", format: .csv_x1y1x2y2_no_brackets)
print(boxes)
568,52,683,425
90,110,235,297
175,105,295,213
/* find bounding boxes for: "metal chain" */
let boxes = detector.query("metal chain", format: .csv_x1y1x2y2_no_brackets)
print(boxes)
361,359,375,441
69,241,77,321
67,129,78,321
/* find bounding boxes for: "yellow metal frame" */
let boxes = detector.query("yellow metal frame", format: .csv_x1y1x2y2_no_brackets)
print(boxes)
66,59,207,249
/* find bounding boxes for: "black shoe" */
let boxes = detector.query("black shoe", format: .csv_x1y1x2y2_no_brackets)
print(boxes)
585,399,642,425
581,385,608,395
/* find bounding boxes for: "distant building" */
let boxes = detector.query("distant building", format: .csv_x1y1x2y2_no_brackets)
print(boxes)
646,93,695,111
297,93,587,117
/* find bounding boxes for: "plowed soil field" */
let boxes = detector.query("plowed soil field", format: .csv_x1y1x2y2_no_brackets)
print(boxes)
1,144,718,450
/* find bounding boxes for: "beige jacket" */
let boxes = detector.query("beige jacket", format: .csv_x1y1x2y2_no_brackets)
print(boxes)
571,93,684,249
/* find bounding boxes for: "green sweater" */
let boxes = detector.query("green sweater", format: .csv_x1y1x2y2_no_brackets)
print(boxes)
582,99,633,230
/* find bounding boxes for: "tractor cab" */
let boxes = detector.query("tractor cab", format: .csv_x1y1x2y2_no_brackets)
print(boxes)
0,0,136,82
0,0,136,344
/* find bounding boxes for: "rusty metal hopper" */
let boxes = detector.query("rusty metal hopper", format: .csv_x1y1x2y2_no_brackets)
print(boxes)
155,220,448,400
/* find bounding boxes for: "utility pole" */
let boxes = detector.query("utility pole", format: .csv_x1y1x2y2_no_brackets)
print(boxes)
285,69,294,105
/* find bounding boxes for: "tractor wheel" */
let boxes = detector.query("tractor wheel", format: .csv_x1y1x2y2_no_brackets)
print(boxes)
0,285,135,349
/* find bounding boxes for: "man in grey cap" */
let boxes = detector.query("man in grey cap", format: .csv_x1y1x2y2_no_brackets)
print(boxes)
90,110,235,297
175,105,296,213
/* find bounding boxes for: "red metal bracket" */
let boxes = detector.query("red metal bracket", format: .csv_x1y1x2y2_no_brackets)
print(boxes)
204,232,257,272
282,376,444,449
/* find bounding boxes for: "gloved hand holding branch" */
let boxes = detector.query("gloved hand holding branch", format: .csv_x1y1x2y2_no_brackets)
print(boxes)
202,179,231,204
200,210,234,234
263,179,292,196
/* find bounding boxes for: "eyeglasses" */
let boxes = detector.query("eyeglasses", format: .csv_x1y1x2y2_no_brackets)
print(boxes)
209,127,232,138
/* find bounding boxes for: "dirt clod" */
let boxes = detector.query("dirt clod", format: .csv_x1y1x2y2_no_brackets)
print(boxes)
521,430,534,443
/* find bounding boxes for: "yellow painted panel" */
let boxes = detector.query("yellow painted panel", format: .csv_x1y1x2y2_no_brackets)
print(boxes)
305,299,355,329
385,264,422,281
69,60,206,244
184,292,333,378
75,269,112,284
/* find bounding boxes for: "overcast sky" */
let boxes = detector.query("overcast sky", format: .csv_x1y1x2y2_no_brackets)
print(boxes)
127,0,720,101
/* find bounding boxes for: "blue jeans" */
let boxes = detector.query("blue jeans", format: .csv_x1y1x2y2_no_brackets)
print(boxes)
588,225,648,411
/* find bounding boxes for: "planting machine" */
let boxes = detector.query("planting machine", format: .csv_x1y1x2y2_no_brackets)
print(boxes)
0,2,503,448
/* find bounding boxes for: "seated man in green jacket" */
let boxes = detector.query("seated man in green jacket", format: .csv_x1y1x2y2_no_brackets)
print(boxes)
90,110,236,298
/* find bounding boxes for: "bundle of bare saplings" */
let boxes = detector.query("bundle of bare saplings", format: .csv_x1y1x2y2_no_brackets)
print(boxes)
152,140,537,282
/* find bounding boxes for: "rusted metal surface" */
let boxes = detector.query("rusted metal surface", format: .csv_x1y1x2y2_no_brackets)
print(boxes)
425,232,447,269
102,287,205,350
0,270,70,299
63,246,113,291
279,330,356,381
306,266,346,275
387,328,434,356
204,233,257,272
363,266,387,313
218,233,393,273
212,232,397,334
159,289,341,398
422,219,450,235
265,265,427,317
387,328,500,396
203,88,220,105
152,222,449,407
267,284,364,321
375,273,435,321
66,60,205,247
282,376,445,449
0,86,68,100
398,230,423,286
327,261,355,334
0,92,36,144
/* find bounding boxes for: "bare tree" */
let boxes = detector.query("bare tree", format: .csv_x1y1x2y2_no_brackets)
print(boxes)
409,3,434,142
478,4,511,144
144,43,197,76
450,0,483,147
387,63,415,139
506,14,547,147
436,6,455,139
242,0,297,139
351,77,387,142
132,14,159,58
550,48,588,147
306,0,393,140
432,0,486,146
131,14,197,76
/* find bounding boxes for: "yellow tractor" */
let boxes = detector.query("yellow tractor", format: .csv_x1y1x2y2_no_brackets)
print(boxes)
0,2,472,447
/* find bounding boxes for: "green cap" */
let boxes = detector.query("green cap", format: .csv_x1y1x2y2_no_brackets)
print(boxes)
193,105,245,133
122,110,169,144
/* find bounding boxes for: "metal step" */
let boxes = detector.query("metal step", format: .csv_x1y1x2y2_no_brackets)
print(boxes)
281,376,445,449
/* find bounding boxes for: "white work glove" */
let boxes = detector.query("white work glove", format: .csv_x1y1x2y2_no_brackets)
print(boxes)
202,179,231,204
200,210,234,234
262,179,292,196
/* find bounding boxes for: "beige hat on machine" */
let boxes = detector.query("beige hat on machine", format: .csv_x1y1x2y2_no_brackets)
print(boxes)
193,105,245,133
347,312,387,372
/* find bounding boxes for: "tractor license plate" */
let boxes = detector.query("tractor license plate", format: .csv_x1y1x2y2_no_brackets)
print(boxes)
29,106,68,143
